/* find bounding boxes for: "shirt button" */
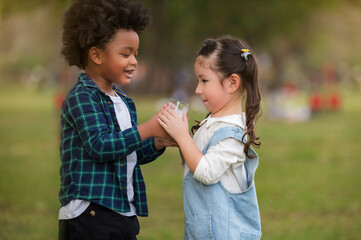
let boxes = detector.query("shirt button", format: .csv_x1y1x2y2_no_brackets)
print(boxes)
90,210,96,216
121,186,125,190
114,122,117,126
107,101,111,104
120,163,124,167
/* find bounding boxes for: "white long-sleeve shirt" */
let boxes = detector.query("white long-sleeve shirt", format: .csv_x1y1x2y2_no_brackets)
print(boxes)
184,114,248,193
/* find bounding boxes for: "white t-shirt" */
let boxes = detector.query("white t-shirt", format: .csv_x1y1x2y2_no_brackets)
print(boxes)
184,114,248,193
59,92,137,219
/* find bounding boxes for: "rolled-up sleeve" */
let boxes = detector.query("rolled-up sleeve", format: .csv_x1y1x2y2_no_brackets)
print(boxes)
193,138,246,185
137,138,165,165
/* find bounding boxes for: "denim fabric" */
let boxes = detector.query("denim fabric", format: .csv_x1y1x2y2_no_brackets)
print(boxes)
183,126,262,240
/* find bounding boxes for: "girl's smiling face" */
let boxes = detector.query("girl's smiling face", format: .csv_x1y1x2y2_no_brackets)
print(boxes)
194,56,232,116
100,29,139,86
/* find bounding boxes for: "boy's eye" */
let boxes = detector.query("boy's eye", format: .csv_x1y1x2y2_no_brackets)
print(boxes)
121,52,138,58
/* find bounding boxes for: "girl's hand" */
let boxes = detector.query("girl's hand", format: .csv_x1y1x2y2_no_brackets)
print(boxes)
157,107,189,143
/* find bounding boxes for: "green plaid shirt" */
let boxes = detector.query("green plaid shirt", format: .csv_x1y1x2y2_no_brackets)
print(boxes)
59,73,164,216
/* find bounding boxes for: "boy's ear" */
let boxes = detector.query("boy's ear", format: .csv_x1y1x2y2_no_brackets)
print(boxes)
225,74,241,94
88,47,102,65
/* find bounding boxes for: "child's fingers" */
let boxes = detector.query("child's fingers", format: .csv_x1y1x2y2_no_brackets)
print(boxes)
182,111,189,121
167,102,176,110
159,112,172,123
164,108,176,119
165,107,178,118
157,117,167,128
159,138,178,147
160,110,170,119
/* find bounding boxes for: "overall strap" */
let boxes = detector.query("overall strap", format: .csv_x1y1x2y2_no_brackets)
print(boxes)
201,126,245,155
201,126,259,188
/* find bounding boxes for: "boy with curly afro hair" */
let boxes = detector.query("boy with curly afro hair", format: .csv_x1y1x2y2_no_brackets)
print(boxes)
58,0,174,239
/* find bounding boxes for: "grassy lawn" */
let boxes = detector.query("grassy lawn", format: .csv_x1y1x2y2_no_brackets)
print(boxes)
0,85,360,239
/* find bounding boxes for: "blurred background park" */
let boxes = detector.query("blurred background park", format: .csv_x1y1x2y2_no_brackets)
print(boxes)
0,0,361,239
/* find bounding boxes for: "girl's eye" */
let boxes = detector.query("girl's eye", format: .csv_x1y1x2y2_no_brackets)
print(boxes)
201,79,208,83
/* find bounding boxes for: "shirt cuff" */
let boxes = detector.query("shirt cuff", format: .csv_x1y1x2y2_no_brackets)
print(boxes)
150,137,166,155
122,126,142,152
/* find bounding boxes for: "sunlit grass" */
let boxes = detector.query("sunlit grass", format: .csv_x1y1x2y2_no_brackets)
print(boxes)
0,87,360,239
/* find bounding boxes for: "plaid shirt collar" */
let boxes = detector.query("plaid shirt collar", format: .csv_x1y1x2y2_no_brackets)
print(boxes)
78,73,127,98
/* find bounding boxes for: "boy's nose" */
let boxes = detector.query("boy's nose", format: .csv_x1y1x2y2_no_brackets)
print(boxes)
130,55,137,66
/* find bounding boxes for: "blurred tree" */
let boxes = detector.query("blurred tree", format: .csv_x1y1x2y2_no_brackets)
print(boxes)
0,0,71,15
140,0,344,92
0,0,360,92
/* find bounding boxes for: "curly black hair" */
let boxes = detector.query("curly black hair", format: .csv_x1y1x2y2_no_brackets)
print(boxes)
61,0,151,69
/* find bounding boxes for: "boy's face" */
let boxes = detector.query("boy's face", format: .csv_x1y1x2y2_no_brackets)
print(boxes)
99,29,139,86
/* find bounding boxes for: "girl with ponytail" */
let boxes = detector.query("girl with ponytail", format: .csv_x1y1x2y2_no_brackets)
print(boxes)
158,36,262,239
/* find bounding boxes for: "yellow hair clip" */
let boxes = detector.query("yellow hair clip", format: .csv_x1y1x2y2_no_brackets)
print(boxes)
241,49,251,61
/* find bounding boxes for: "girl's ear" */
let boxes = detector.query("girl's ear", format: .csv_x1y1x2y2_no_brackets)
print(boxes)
225,74,241,94
88,47,102,65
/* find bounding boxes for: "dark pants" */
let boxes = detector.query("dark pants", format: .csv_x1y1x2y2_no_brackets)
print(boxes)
59,202,140,240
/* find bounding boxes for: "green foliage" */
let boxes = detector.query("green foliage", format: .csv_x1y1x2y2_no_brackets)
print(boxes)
0,85,360,239
1,0,361,92
141,0,341,61
0,0,71,15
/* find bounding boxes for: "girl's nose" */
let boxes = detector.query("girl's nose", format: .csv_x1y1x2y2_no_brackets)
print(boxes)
195,83,202,95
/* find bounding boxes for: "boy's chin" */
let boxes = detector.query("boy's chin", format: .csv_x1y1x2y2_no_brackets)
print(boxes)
117,78,132,85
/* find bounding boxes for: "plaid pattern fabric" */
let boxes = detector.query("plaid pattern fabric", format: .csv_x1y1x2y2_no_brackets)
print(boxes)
59,73,164,216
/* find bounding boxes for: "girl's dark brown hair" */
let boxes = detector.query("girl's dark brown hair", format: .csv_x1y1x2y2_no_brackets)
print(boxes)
193,36,262,158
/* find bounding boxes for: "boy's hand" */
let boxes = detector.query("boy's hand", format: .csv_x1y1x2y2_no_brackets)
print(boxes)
148,109,173,139
154,138,178,150
137,105,176,142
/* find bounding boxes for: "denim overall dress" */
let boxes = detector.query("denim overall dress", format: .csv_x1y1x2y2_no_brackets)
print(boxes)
183,126,262,240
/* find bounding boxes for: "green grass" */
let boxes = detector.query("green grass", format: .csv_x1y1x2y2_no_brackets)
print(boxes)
0,86,360,240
